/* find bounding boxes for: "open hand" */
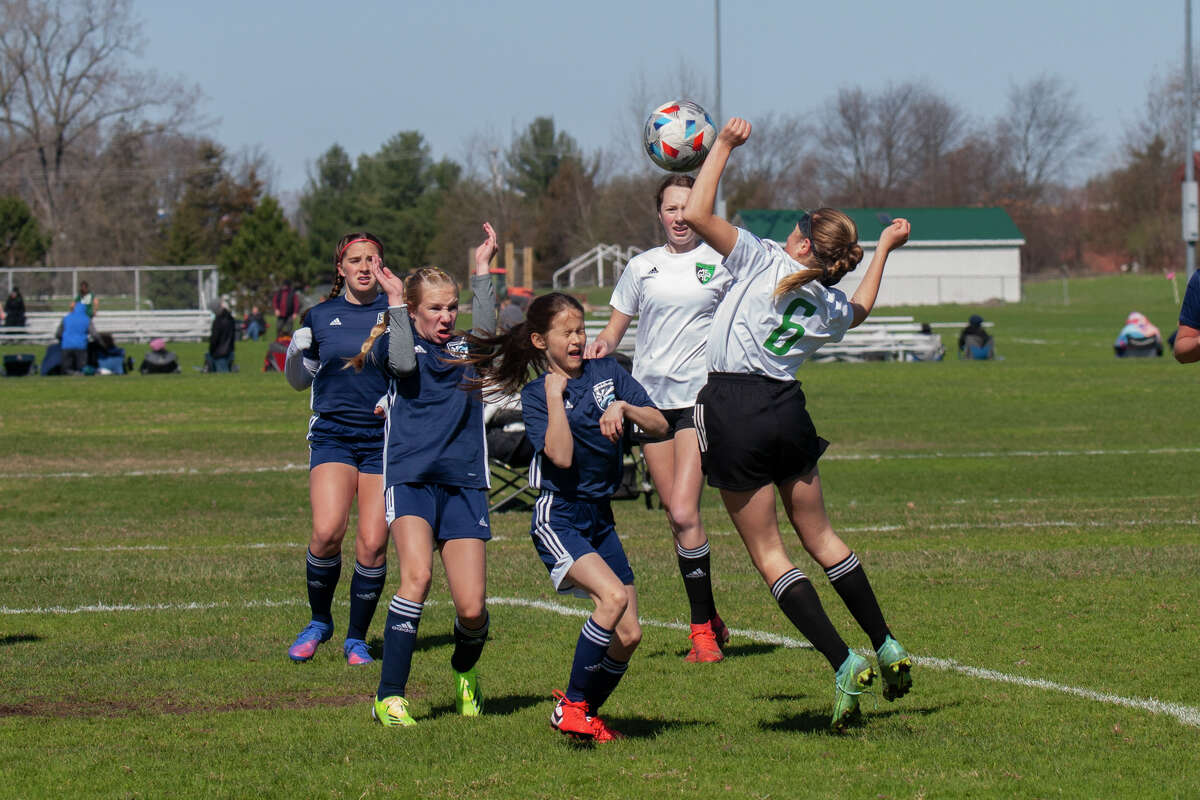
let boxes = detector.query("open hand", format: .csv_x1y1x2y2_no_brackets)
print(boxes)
474,222,499,276
369,256,405,306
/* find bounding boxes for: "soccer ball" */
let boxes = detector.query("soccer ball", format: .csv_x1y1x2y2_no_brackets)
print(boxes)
644,100,716,172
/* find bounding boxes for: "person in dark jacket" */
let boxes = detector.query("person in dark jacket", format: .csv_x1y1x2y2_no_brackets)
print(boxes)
140,338,181,374
4,288,26,328
207,302,237,372
958,314,994,359
55,301,96,374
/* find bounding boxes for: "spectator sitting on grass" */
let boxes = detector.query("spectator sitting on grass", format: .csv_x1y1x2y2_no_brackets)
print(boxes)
140,338,181,374
243,305,266,340
958,314,994,359
1113,311,1163,358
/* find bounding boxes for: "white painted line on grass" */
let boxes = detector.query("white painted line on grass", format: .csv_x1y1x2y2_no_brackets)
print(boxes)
5,445,1200,481
4,593,1197,729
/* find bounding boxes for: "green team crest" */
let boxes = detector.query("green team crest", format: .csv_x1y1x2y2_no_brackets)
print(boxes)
695,263,716,285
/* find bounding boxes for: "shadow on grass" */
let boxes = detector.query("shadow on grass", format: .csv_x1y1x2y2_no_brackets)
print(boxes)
427,692,545,719
0,633,41,646
761,700,948,734
656,641,781,662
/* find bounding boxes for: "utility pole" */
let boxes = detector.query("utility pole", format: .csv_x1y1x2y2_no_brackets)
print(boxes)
1185,0,1198,278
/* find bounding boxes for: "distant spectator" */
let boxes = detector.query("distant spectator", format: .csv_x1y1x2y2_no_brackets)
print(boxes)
75,280,97,317
243,305,266,341
958,314,994,360
4,287,25,328
54,301,96,374
207,302,237,372
1174,271,1200,363
497,295,525,332
1114,311,1163,358
140,338,181,374
273,280,301,336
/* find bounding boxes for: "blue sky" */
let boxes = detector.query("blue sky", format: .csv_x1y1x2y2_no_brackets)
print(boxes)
139,0,1187,198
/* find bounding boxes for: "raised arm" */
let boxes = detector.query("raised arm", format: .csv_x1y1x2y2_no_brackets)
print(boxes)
681,117,751,257
368,256,417,377
848,218,911,328
470,222,499,336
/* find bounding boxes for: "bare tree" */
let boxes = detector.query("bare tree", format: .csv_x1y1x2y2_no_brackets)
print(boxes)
993,74,1095,204
0,0,201,263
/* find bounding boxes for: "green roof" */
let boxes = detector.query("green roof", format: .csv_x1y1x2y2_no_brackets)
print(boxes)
735,207,1024,243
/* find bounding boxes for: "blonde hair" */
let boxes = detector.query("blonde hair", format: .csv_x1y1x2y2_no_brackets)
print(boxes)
774,208,864,298
346,266,459,371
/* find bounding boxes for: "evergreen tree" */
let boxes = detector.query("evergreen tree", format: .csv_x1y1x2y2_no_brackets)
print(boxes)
219,195,307,308
0,195,50,266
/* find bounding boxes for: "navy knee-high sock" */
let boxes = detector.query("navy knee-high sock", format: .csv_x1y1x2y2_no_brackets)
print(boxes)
565,617,612,703
346,561,387,641
450,612,490,673
377,595,423,700
825,553,891,651
772,569,849,671
305,550,342,627
584,656,628,715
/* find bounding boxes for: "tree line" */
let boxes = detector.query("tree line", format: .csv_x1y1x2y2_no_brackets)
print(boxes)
0,0,1195,311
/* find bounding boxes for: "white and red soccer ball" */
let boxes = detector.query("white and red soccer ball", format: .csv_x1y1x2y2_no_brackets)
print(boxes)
644,100,716,173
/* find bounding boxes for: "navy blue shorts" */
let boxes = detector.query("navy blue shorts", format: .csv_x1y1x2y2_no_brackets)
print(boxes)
530,492,633,598
307,414,384,474
385,482,491,541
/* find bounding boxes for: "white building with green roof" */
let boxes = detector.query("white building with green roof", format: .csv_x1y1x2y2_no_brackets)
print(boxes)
734,207,1025,306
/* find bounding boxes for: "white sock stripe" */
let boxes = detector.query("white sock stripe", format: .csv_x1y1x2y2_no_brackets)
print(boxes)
388,596,424,617
353,562,387,578
676,542,710,559
581,618,613,647
306,552,342,568
824,553,861,582
454,615,490,639
599,657,627,674
771,568,807,601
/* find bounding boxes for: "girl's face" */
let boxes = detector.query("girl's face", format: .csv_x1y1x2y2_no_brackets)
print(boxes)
337,241,381,302
410,282,459,343
658,185,698,253
536,307,586,377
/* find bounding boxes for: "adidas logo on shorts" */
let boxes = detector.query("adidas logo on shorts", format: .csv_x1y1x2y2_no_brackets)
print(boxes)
477,516,488,527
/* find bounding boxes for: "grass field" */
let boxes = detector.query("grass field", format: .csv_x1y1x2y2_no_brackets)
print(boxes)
1,275,1197,799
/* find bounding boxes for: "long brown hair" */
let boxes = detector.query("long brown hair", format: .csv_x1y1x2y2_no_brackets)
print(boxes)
346,266,459,371
773,208,864,298
462,292,584,398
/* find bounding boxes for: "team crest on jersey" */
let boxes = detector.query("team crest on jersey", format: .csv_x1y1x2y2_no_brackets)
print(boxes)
376,311,385,325
695,263,716,284
447,338,469,356
592,378,615,411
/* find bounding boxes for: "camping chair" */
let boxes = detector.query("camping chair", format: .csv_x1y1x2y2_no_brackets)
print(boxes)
3,354,36,377
485,397,538,513
264,335,290,372
1118,334,1161,358
959,333,995,360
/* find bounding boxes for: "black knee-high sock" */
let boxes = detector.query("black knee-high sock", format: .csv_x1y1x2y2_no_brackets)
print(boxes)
825,553,890,651
450,611,489,673
677,541,717,624
305,550,342,626
346,561,387,641
771,569,849,670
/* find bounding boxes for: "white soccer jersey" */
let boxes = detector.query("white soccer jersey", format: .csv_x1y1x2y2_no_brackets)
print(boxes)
609,242,731,409
706,228,854,380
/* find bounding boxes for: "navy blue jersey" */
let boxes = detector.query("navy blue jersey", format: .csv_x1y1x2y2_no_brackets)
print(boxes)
303,294,390,427
1181,270,1200,329
382,325,487,489
521,357,655,501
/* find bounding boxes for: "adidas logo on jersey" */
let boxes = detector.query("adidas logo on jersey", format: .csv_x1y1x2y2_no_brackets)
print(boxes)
414,344,426,354
390,621,417,634
329,317,342,326
564,400,574,409
647,266,659,275
684,568,707,579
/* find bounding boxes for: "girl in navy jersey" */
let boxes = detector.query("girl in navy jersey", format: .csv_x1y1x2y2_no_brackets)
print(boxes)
355,223,498,728
465,292,668,742
587,174,733,664
683,117,914,733
283,232,391,666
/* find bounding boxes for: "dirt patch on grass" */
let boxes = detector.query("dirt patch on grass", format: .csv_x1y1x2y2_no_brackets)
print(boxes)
0,689,365,719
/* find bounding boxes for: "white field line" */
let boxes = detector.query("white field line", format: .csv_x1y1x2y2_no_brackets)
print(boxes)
3,445,1200,481
2,594,1197,729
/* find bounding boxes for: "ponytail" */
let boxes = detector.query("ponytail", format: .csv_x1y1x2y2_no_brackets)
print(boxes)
773,208,864,298
345,317,388,372
462,292,584,398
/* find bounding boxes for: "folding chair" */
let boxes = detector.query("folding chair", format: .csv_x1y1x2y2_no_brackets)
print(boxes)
485,400,537,513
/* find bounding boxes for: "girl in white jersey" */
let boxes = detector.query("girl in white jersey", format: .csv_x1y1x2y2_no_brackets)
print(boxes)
587,174,733,663
683,117,914,733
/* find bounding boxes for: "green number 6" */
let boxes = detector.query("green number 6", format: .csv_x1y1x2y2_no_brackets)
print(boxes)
763,297,816,355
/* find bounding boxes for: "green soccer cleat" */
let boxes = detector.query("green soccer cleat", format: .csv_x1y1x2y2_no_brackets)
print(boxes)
372,695,416,728
876,635,913,702
454,667,483,717
831,652,875,733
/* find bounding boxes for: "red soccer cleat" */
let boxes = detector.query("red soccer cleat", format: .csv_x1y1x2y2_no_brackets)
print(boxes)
550,690,593,739
685,621,725,663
